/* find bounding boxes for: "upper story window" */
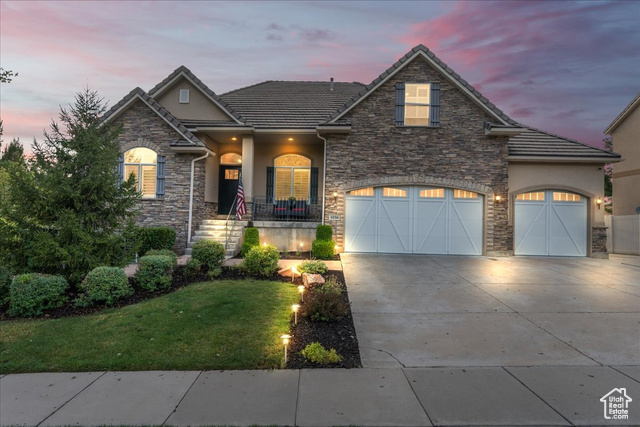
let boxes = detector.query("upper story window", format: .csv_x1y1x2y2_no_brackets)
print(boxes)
179,89,190,104
124,147,158,198
395,82,440,127
274,154,311,200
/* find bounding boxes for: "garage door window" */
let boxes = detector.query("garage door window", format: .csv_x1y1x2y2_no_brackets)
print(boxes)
517,191,545,201
553,192,581,202
383,188,407,197
420,188,444,198
349,187,374,197
453,190,478,199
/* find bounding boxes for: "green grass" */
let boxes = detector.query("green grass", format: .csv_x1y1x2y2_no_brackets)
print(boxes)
0,280,299,373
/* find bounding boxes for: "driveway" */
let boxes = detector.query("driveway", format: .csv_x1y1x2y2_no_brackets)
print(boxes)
341,254,640,368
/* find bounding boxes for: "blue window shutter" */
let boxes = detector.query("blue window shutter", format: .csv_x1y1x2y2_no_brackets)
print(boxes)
266,167,274,203
117,154,124,185
430,83,440,127
395,82,405,126
156,156,166,199
310,167,319,203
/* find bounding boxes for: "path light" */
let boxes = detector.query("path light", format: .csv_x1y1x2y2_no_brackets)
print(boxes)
281,334,291,364
292,304,300,324
263,242,268,247
291,266,299,283
298,285,305,302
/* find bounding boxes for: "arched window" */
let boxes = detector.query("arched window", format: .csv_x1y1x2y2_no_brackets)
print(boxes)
274,154,311,199
124,147,158,198
220,153,242,165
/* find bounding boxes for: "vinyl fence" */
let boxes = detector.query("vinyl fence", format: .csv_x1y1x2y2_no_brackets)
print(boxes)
605,215,640,255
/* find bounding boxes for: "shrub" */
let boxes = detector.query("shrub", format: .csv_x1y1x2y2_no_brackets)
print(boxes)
242,245,280,277
0,265,12,306
241,227,260,257
138,227,176,255
145,249,178,267
302,282,348,322
301,342,342,364
77,266,132,306
191,240,225,277
297,260,329,275
136,255,174,291
184,258,203,277
316,225,333,241
9,274,69,317
311,240,335,260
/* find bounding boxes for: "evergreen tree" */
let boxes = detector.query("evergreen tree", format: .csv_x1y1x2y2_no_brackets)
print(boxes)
0,138,25,166
1,89,140,283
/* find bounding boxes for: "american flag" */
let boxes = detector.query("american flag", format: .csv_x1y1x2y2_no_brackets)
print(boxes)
236,175,247,220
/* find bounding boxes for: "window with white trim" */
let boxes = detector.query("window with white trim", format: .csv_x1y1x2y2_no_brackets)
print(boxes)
274,154,311,200
124,147,157,198
420,188,445,198
517,192,546,201
179,89,190,104
553,192,581,202
405,84,431,126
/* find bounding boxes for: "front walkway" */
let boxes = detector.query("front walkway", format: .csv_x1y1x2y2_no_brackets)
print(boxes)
3,366,640,426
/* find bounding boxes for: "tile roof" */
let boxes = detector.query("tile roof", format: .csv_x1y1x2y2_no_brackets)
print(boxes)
180,119,249,129
604,92,640,134
101,87,204,147
509,127,620,159
148,66,247,125
220,81,365,128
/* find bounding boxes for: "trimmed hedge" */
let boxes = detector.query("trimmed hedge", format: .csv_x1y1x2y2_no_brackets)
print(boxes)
191,240,225,277
0,266,13,306
136,255,174,291
145,249,178,267
9,274,69,317
138,227,176,255
316,225,333,241
77,266,132,306
242,245,280,277
311,240,335,260
296,260,329,275
241,227,260,257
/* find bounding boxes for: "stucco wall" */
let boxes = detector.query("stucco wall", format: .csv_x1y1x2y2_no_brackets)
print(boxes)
611,102,640,215
322,56,510,254
155,79,232,121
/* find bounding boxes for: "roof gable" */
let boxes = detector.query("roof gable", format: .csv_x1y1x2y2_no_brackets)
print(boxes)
328,44,513,126
148,66,246,125
101,87,204,147
605,92,640,134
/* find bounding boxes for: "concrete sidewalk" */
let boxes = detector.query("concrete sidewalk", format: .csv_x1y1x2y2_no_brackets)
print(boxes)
2,366,639,426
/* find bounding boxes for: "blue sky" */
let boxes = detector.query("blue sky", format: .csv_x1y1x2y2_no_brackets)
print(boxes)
1,1,639,150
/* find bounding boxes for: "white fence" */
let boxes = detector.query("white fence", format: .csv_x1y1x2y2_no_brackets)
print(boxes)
605,215,640,255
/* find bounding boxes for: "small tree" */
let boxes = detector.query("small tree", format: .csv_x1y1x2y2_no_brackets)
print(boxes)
0,89,140,283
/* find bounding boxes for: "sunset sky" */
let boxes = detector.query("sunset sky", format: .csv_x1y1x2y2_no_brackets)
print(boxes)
1,1,639,151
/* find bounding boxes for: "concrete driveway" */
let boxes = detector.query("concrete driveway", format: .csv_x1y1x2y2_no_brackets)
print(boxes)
341,254,640,368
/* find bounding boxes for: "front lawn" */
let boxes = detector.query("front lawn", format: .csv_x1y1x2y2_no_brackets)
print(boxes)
0,280,299,373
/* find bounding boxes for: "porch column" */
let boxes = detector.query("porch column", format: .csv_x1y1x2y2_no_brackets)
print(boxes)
241,135,254,199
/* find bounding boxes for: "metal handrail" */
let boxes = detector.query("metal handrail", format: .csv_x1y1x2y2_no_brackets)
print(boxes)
224,193,239,251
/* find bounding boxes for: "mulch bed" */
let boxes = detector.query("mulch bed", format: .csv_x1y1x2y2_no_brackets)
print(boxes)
0,265,362,370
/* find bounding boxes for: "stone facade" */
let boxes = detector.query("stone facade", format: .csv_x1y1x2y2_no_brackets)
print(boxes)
115,101,213,254
323,57,511,253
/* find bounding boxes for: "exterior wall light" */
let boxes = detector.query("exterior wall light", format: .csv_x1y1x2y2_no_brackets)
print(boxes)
287,137,294,141
333,191,338,199
292,304,300,324
281,334,291,365
231,137,237,141
298,285,305,302
495,195,502,202
596,198,602,209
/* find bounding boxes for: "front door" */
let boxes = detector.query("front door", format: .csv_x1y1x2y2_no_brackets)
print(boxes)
219,166,241,215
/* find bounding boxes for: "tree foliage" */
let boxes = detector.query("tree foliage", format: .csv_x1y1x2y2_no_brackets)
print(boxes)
0,138,25,166
603,137,613,213
0,89,140,284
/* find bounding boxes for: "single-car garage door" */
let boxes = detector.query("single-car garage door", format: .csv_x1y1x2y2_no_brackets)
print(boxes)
345,186,484,255
514,190,587,256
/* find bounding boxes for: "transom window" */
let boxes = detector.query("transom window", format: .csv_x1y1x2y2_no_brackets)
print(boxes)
553,192,581,202
124,147,157,198
349,187,374,197
517,192,546,201
220,153,242,165
405,83,431,126
383,188,407,197
453,190,478,199
274,154,311,200
420,188,444,198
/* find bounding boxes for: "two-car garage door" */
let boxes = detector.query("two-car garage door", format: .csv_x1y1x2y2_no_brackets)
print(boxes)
345,186,483,255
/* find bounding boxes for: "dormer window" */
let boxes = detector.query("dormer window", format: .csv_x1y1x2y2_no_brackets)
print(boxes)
395,82,440,127
179,89,190,104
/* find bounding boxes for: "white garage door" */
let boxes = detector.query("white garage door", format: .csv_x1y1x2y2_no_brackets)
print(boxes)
345,186,484,255
514,190,587,256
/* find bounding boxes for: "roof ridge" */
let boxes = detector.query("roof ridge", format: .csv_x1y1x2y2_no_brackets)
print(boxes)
220,80,276,96
517,124,619,157
221,80,366,97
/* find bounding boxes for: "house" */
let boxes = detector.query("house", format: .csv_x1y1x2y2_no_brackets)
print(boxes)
605,93,640,215
102,45,620,257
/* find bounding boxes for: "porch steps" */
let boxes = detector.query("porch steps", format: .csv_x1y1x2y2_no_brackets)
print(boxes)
186,219,248,258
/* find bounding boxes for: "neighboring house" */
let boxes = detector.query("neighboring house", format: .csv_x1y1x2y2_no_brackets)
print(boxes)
605,93,640,215
102,45,620,257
